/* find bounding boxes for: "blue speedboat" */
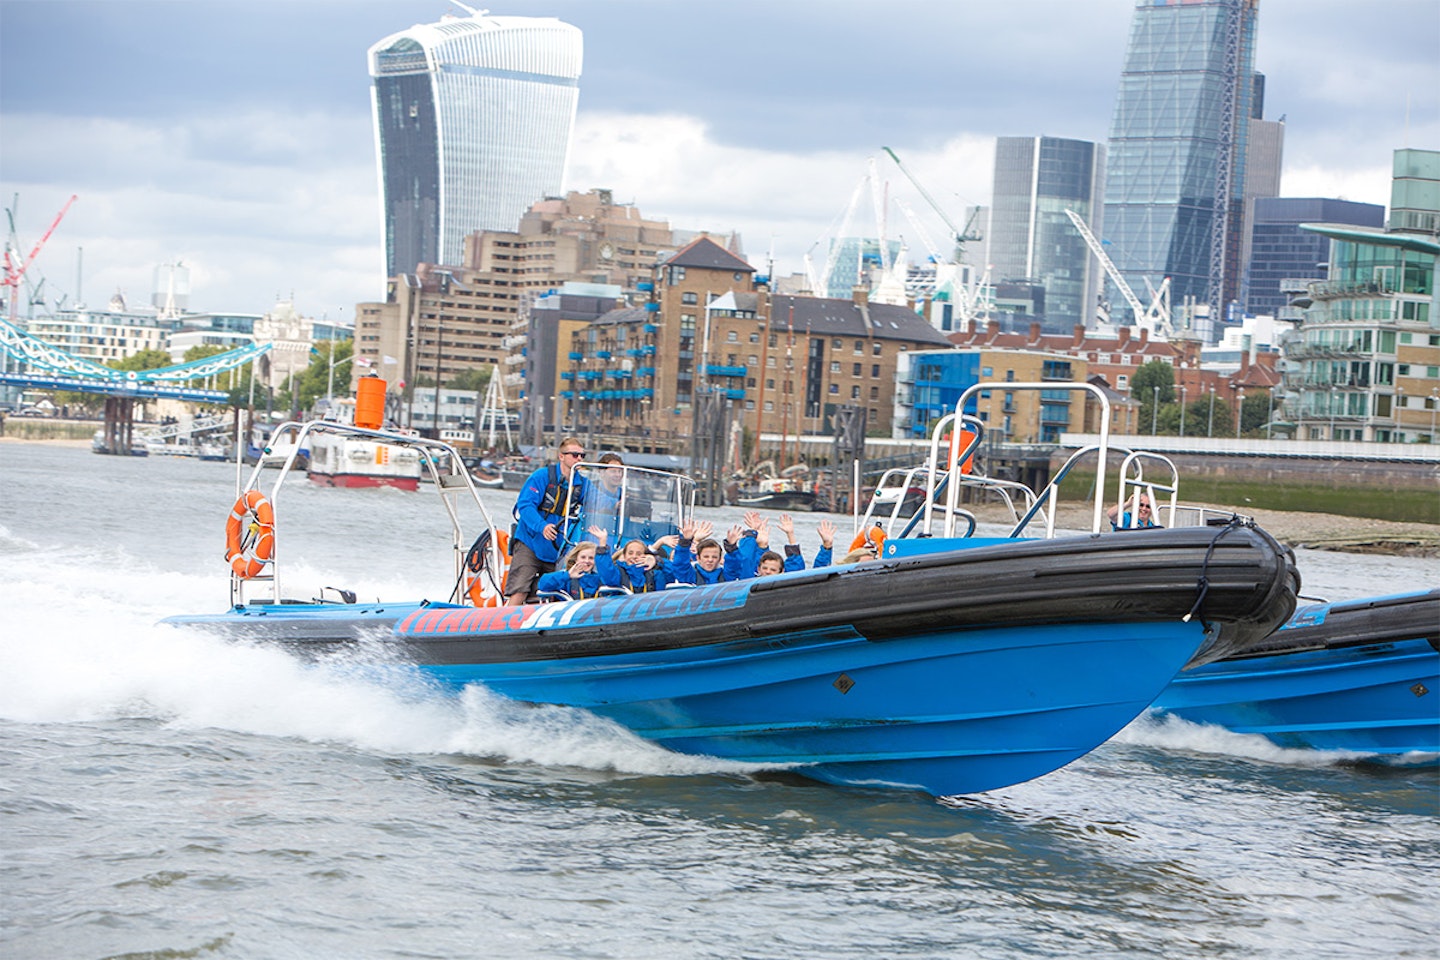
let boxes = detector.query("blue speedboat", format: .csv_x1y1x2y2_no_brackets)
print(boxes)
1153,588,1439,758
167,382,1299,797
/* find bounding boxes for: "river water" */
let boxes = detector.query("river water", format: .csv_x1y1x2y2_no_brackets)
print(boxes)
1,442,1435,960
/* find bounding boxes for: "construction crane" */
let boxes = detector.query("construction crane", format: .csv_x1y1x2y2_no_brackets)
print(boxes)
4,194,77,322
1064,208,1172,338
881,146,982,263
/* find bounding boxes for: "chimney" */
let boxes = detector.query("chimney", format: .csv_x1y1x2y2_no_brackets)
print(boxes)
1072,324,1085,349
852,285,869,307
1028,321,1041,345
987,319,1000,341
1117,326,1131,348
1138,327,1149,345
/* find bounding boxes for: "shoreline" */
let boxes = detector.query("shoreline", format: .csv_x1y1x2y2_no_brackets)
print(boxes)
5,437,1435,556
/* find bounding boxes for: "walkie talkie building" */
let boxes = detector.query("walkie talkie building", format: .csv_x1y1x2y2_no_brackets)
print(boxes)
369,12,582,278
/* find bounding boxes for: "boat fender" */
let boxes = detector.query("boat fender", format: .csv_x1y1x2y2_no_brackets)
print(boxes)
225,490,275,579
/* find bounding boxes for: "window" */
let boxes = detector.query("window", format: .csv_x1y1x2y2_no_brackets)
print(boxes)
869,386,879,399
767,357,776,368
851,385,861,399
769,334,778,347
852,363,862,376
833,338,843,349
681,292,698,305
766,379,775,389
828,383,838,394
871,364,880,378
764,401,774,412
830,361,840,373
748,355,758,366
854,341,864,354
982,366,993,377
873,343,882,356
749,332,759,343
745,400,755,410
726,331,738,342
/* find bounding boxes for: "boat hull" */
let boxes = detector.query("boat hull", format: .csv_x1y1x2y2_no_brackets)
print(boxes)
1155,589,1440,757
308,471,420,492
167,525,1298,796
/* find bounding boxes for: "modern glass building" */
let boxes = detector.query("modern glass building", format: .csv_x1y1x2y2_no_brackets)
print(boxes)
1245,198,1383,317
1289,150,1440,443
369,13,582,278
989,136,1106,332
1103,0,1258,331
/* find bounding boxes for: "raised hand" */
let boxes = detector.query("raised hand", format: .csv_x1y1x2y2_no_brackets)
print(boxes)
754,517,770,549
778,513,796,543
818,519,836,549
742,510,761,530
692,519,714,541
725,524,743,546
588,524,609,548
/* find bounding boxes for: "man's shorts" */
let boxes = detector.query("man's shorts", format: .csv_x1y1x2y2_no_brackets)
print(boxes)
506,539,555,601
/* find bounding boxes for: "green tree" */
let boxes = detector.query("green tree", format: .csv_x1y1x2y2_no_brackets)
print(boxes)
1240,391,1271,436
282,339,354,415
111,348,174,372
1130,360,1175,433
447,366,492,392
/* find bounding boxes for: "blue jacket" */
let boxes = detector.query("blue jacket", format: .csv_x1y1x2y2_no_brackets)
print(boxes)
674,539,748,585
535,567,605,600
513,464,592,564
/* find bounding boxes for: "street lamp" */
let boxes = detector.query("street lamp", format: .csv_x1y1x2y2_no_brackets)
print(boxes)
1207,386,1216,437
1179,383,1187,438
1329,385,1337,440
1431,387,1439,441
1267,386,1277,440
1152,384,1159,435
1235,387,1245,439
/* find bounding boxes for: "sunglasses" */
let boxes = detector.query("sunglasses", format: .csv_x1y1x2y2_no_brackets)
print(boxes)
561,450,586,458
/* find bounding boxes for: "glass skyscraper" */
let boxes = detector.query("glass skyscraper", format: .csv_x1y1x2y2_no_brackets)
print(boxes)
1103,0,1258,329
369,13,582,278
989,136,1106,332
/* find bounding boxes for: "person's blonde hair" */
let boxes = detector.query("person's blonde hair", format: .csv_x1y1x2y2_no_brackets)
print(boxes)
612,538,647,564
562,541,597,571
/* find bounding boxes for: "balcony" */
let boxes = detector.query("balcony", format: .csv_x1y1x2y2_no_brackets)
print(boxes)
705,364,747,378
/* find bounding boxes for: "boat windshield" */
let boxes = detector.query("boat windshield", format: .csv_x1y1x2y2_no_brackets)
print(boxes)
573,462,694,548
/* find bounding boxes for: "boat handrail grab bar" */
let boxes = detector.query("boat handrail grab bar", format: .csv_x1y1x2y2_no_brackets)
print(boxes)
949,381,1111,537
916,411,988,538
1115,450,1181,529
228,418,502,608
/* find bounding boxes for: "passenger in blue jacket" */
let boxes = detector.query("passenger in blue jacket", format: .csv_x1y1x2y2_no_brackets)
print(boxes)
671,519,746,585
770,514,837,574
534,535,604,600
604,534,689,593
506,436,592,605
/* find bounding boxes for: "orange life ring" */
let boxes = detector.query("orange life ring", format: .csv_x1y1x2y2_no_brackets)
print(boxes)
464,527,510,606
225,490,275,579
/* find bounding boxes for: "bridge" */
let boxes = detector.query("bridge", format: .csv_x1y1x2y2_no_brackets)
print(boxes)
0,315,273,453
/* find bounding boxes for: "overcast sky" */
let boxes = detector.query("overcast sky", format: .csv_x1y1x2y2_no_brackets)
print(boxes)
2,0,1436,321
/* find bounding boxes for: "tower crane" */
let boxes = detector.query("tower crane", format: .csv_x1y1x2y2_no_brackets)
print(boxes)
1064,208,1172,338
881,146,982,263
4,194,77,322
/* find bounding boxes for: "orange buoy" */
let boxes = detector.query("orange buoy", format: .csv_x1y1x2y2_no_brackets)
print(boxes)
225,490,275,579
354,375,386,429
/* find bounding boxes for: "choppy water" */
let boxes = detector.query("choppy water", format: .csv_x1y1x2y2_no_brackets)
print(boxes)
1,442,1435,959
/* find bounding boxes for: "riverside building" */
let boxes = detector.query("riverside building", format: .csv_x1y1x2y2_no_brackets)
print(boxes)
1289,149,1440,443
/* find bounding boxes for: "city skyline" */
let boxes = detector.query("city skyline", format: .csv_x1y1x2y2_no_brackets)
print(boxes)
1,0,1436,321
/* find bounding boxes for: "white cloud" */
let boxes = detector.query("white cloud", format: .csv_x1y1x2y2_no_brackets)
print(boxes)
1,110,381,317
567,111,995,278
